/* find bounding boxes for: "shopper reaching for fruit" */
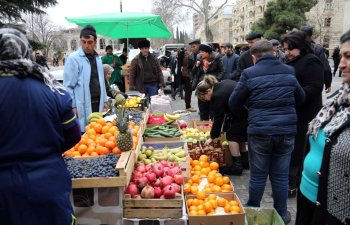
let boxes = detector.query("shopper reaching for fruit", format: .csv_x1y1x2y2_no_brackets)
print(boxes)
0,25,81,225
195,75,248,176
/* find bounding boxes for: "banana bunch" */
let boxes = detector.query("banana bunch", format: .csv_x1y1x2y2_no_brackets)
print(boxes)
164,113,181,122
87,112,103,123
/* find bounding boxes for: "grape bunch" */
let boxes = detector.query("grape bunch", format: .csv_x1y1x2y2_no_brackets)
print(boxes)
126,109,144,125
64,154,120,178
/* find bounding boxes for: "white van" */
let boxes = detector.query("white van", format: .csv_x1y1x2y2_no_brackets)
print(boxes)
160,43,185,55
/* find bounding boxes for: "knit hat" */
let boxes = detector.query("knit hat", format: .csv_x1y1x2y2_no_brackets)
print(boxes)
80,25,97,39
269,39,280,46
300,25,313,36
138,39,150,48
223,43,233,48
199,43,212,53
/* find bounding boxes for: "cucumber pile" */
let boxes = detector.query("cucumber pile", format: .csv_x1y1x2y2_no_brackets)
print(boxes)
144,124,181,138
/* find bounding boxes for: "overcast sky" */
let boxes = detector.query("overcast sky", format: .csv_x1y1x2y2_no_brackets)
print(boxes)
45,0,153,28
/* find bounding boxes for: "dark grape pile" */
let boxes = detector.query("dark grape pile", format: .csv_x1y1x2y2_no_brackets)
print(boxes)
64,154,120,178
126,109,144,125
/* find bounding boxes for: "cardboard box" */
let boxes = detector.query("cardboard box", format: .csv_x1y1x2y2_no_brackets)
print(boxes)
185,192,245,225
71,151,135,188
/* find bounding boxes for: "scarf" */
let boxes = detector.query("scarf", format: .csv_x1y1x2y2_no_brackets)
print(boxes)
308,83,350,138
0,27,65,94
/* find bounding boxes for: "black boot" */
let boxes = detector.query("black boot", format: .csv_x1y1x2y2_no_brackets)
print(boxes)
241,151,249,170
230,156,243,175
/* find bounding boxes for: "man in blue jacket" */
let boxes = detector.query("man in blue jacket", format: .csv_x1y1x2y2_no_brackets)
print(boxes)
229,40,305,224
64,25,108,132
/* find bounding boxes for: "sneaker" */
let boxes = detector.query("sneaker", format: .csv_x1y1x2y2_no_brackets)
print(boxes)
283,211,291,224
186,107,197,112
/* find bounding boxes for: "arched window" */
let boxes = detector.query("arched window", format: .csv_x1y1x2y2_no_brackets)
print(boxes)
71,39,77,51
62,40,68,51
99,39,106,50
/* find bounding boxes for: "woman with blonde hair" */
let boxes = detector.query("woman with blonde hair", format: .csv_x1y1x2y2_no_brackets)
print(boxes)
195,75,247,175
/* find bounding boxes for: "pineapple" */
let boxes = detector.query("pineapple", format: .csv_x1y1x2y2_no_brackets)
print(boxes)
116,108,133,152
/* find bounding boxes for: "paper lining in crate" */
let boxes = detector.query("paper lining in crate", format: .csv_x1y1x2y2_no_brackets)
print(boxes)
185,192,245,225
123,189,184,219
187,139,228,167
72,151,135,189
135,141,190,178
71,186,124,225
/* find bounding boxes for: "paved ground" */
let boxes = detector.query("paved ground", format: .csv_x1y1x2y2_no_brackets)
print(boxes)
167,72,343,225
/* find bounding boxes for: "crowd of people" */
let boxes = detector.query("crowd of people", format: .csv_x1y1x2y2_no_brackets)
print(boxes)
0,22,349,225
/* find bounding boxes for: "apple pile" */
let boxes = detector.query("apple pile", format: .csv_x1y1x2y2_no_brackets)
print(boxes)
125,161,184,199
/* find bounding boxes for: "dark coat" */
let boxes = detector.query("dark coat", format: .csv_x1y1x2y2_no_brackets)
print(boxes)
209,80,247,139
308,121,350,225
233,49,254,81
129,53,164,93
191,51,224,89
229,55,305,135
312,42,332,89
222,53,239,80
286,53,324,123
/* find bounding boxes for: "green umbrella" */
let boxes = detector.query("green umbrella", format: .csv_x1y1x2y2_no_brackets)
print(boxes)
66,12,171,39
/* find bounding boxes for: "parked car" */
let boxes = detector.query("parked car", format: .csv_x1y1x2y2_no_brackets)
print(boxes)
49,66,64,83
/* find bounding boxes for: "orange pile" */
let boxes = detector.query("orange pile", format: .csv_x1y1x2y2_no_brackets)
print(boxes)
64,119,141,158
183,155,233,194
186,193,241,216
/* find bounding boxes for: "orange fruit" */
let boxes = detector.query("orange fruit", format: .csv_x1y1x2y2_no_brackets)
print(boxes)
199,155,208,162
105,140,116,149
192,198,200,206
187,179,193,185
102,125,109,134
197,209,206,216
194,165,202,171
97,118,106,126
189,210,198,216
216,197,227,207
209,199,217,208
200,168,210,176
112,147,121,154
77,144,88,154
229,200,239,206
224,204,231,213
86,146,96,155
210,162,219,170
184,183,192,194
92,123,102,133
196,190,206,200
208,194,217,200
215,177,224,186
192,160,199,166
187,198,194,207
223,176,230,184
204,202,213,213
207,174,216,183
90,151,99,156
189,205,197,211
211,185,221,192
191,175,200,184
197,204,204,211
230,205,240,213
222,184,233,192
190,186,199,194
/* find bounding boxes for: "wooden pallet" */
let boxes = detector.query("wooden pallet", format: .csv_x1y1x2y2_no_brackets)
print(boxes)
71,150,135,188
123,193,183,219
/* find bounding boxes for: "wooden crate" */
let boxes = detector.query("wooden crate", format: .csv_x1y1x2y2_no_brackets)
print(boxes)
193,120,212,132
188,139,228,167
72,151,135,188
123,192,183,219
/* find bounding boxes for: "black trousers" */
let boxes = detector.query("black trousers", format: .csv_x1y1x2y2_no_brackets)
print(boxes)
289,120,308,189
295,192,316,225
183,76,192,108
198,99,211,120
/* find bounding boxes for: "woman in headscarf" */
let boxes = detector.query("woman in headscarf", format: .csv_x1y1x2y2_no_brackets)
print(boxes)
0,26,81,225
295,29,350,225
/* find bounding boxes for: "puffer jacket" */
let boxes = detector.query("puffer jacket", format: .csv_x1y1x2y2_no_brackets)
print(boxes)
229,55,305,135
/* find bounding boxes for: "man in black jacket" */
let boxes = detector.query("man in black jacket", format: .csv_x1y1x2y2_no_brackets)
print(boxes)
233,32,262,81
300,25,332,93
221,43,239,80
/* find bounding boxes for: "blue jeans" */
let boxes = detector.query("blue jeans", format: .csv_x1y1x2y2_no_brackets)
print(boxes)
144,84,158,97
246,134,294,221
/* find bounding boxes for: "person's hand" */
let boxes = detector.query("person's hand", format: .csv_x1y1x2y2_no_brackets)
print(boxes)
325,86,331,93
103,103,109,112
72,107,77,115
204,138,213,146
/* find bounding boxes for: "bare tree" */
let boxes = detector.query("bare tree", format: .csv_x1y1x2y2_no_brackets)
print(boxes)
152,0,185,46
174,0,228,41
24,13,60,56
